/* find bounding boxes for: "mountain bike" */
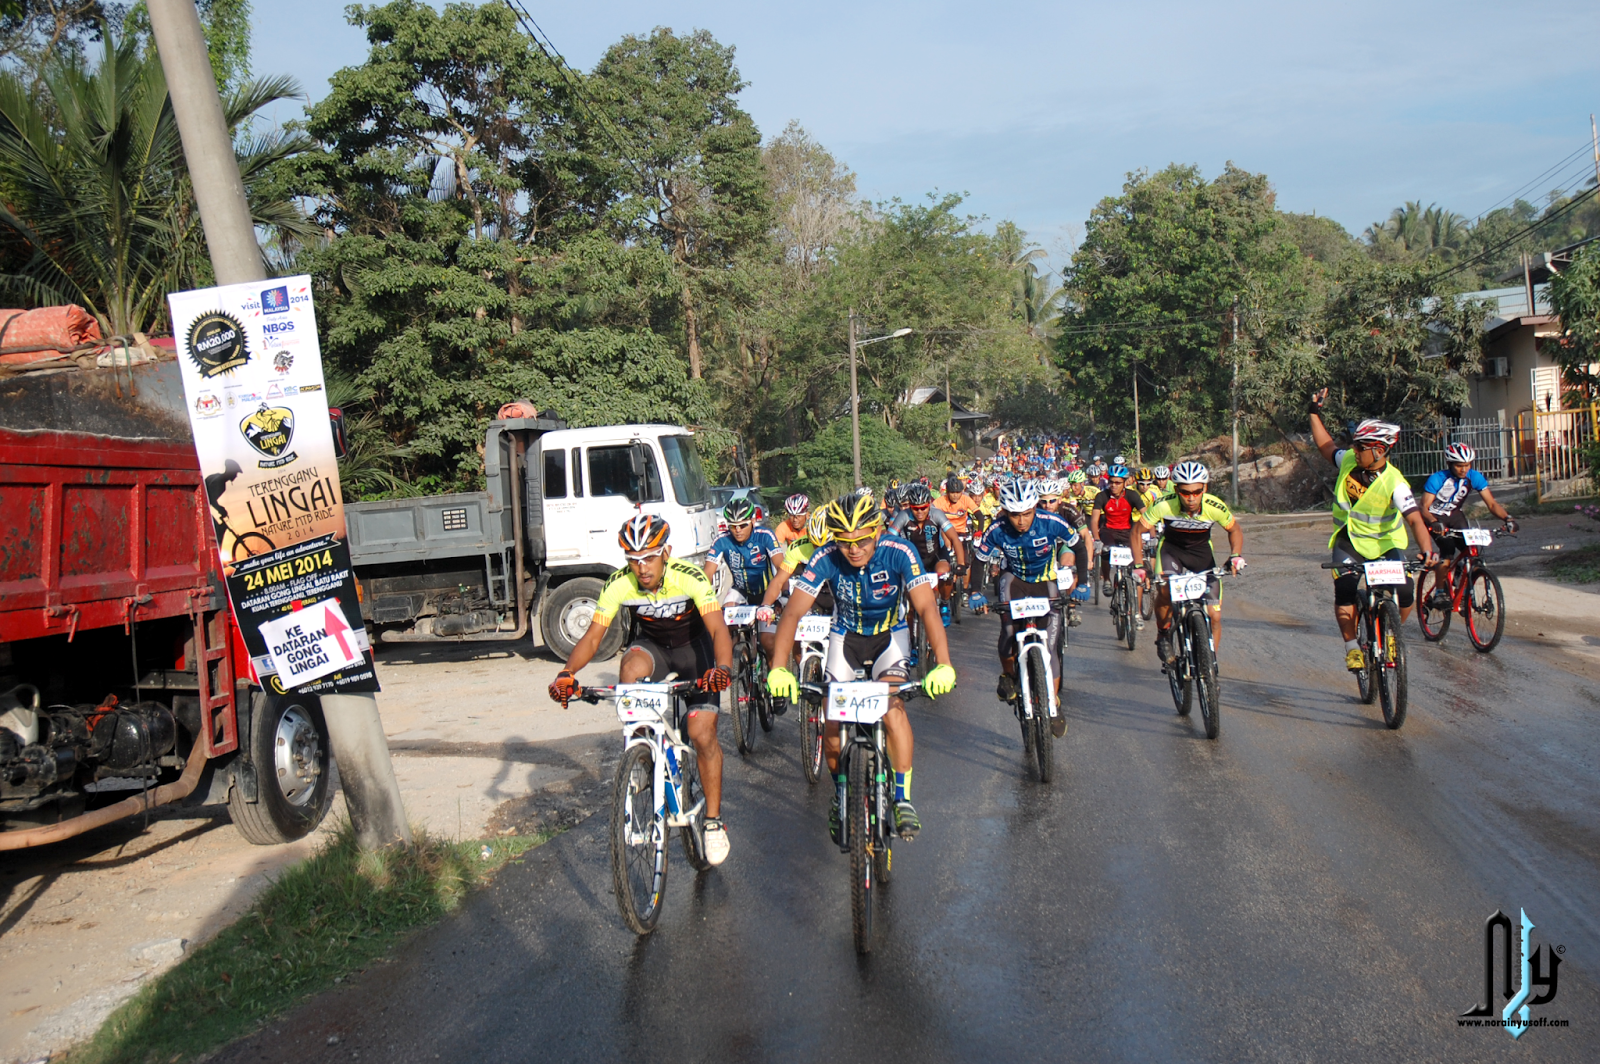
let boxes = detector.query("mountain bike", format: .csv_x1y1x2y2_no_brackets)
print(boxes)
722,605,771,754
794,612,831,784
797,679,936,955
213,511,276,562
1003,594,1066,781
1322,558,1421,730
1156,568,1226,740
581,680,707,935
1138,532,1157,622
1106,545,1137,651
1416,526,1512,652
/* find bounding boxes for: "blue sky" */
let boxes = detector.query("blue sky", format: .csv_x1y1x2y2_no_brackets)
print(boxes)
257,1,1600,272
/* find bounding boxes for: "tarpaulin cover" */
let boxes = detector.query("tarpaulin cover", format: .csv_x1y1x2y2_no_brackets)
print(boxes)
0,305,103,366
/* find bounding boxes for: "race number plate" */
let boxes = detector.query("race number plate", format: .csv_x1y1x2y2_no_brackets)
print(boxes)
797,615,832,642
1364,560,1407,586
722,605,757,626
1169,573,1210,603
1009,597,1051,619
826,681,890,724
1462,528,1492,547
1109,546,1134,567
615,684,671,724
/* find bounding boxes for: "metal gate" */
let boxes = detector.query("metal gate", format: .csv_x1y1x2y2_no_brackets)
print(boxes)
1520,406,1599,502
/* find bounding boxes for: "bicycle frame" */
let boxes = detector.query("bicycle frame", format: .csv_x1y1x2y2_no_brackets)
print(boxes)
605,684,703,833
1435,529,1492,610
1010,602,1060,721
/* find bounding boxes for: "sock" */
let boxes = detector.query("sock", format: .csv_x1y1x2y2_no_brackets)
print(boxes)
834,772,847,807
894,768,912,803
1344,638,1358,652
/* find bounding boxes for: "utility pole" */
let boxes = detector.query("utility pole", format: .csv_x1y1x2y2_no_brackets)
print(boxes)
1132,361,1141,465
849,309,862,489
148,0,411,851
945,363,953,439
1592,114,1599,189
1231,298,1240,509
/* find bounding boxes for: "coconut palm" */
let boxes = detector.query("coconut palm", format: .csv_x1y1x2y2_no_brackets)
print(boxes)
0,28,315,337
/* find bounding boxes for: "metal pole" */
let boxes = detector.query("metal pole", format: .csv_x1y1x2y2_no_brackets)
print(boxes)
1231,300,1240,508
850,309,862,488
147,0,411,850
1592,114,1599,189
1132,362,1141,465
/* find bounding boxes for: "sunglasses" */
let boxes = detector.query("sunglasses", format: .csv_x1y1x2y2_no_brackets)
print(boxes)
836,534,878,547
727,521,753,531
1354,442,1388,453
625,549,667,562
911,503,931,512
1176,487,1204,497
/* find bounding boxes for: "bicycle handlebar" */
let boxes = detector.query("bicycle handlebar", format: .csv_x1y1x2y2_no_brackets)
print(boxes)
1319,560,1426,573
578,680,699,704
798,680,940,704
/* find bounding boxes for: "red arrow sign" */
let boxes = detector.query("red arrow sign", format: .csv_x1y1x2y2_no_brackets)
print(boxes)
323,603,354,660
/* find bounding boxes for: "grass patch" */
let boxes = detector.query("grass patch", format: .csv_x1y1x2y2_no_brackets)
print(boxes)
68,824,549,1064
1546,543,1600,583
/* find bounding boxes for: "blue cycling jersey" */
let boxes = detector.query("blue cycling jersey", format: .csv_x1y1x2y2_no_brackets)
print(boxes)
707,527,780,598
1422,468,1489,518
793,534,935,635
975,511,1081,582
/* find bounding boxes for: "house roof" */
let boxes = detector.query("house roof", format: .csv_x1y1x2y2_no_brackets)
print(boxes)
901,386,990,422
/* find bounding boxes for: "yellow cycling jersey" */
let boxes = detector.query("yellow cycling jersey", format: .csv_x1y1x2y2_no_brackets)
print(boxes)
1140,492,1236,551
592,557,721,648
778,538,819,574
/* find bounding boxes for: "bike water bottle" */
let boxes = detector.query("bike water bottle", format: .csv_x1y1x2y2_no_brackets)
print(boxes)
664,746,681,814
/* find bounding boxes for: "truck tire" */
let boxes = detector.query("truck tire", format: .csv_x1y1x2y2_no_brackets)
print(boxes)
541,577,625,661
229,690,334,846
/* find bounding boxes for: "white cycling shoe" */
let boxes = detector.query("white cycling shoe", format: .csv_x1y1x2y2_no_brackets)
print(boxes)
703,818,730,865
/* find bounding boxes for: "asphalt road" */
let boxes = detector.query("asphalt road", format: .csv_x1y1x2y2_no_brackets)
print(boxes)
218,527,1598,1063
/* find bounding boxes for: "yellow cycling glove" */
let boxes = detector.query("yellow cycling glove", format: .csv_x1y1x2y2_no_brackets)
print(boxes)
767,666,799,702
922,663,956,697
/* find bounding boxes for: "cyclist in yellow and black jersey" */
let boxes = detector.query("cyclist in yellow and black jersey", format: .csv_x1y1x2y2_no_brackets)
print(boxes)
1130,462,1245,665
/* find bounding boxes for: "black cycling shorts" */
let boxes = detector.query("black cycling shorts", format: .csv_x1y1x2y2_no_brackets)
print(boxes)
1432,510,1469,559
623,635,719,710
1330,531,1414,610
1156,539,1220,606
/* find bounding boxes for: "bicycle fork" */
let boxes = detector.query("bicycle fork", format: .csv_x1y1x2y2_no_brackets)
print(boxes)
1014,630,1058,720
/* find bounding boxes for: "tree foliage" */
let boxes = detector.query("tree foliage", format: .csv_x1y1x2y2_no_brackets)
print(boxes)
1546,243,1600,397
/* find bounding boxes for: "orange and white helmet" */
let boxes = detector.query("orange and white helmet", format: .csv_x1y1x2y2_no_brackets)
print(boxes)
618,514,670,557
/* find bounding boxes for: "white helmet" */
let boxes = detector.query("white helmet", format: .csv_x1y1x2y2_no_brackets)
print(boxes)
1153,465,1171,479
1352,419,1401,447
1171,461,1210,486
999,479,1039,513
1444,442,1475,464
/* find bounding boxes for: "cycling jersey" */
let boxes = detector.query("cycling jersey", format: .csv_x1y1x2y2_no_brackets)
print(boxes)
1422,468,1488,518
780,538,818,574
1093,488,1144,531
890,506,954,563
773,519,808,547
933,493,980,535
593,558,722,649
1140,491,1237,551
707,527,780,598
975,511,1081,582
978,492,1001,519
793,534,934,636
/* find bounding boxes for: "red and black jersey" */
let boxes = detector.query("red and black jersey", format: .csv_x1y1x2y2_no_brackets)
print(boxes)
1093,488,1144,531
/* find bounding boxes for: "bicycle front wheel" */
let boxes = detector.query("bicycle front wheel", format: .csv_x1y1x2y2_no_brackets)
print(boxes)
1124,586,1138,652
799,655,825,784
1168,623,1193,716
1465,567,1506,653
1357,611,1377,705
1377,599,1407,729
1415,568,1452,642
1027,649,1053,782
232,531,275,562
730,650,754,755
848,748,875,955
610,743,667,935
1189,610,1220,740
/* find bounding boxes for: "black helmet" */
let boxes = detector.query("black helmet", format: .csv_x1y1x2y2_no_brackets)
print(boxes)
905,483,934,506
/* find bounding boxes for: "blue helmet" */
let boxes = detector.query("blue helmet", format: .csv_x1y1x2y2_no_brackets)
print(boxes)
1109,464,1131,480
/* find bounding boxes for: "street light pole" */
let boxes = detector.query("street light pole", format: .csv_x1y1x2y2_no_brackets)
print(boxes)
849,309,861,488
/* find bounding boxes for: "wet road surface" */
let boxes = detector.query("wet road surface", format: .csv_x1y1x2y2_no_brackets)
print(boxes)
219,527,1598,1063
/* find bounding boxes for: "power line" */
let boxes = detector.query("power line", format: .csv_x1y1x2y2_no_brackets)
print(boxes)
1432,183,1600,282
1466,139,1596,223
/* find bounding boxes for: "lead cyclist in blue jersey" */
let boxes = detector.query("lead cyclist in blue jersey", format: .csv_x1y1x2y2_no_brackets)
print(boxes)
975,479,1082,738
1419,442,1517,604
767,490,957,841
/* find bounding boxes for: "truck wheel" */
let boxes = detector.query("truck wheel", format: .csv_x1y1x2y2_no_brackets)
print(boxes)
540,578,625,661
229,690,334,846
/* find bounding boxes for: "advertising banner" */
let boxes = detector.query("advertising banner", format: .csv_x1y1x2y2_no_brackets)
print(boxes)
168,276,378,695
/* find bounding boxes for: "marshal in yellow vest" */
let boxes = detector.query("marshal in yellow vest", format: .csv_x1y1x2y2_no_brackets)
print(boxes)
1328,449,1411,558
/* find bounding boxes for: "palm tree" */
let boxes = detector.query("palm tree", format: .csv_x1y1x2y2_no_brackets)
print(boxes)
0,28,315,337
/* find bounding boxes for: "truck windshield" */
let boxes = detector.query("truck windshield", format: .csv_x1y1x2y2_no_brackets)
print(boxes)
660,435,710,508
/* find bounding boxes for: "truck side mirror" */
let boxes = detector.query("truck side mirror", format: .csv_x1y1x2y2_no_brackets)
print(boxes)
329,408,349,460
628,443,646,478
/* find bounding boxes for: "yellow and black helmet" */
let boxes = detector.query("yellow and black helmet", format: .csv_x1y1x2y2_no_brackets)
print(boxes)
823,489,885,540
806,508,832,547
618,513,669,556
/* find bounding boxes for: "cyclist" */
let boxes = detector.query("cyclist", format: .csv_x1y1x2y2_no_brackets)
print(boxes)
774,493,811,547
1152,464,1172,497
892,482,964,625
1420,443,1518,604
932,474,980,597
1090,464,1146,619
1040,479,1093,627
1130,462,1245,663
975,480,1081,737
705,497,782,657
767,491,956,841
549,515,735,865
1308,389,1438,672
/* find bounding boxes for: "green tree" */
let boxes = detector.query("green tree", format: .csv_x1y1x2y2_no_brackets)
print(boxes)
788,414,926,498
122,1,253,96
1545,242,1600,398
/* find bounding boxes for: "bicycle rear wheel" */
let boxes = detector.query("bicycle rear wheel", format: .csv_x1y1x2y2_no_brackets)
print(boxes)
677,748,711,872
799,655,825,783
755,654,774,732
1189,610,1220,740
730,649,755,755
1027,650,1053,782
1377,599,1407,729
848,748,875,954
610,744,667,935
1465,567,1506,653
915,615,931,682
1415,568,1452,641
